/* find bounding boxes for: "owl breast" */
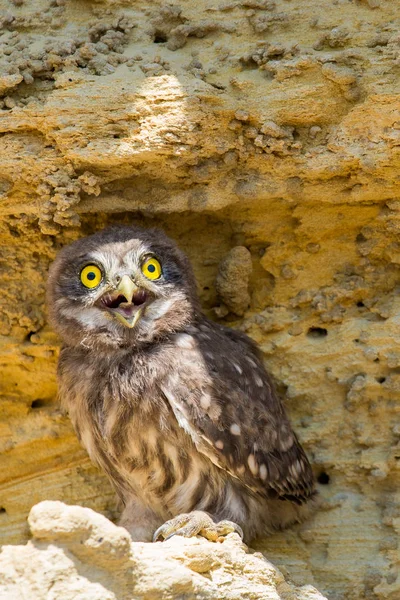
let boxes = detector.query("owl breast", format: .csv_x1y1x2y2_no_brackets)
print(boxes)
57,344,235,521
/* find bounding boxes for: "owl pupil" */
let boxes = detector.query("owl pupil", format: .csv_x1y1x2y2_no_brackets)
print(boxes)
87,272,96,280
148,264,155,273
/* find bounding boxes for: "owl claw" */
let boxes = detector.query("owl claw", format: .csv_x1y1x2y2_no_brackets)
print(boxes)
217,520,244,540
153,524,169,543
152,511,243,543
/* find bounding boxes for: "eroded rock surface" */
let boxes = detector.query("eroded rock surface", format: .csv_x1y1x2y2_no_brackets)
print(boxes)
0,501,327,600
0,1,399,599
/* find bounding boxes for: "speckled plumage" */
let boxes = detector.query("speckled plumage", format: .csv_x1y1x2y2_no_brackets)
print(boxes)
47,225,315,542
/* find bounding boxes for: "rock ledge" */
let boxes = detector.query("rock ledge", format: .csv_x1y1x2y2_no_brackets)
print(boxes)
0,501,326,600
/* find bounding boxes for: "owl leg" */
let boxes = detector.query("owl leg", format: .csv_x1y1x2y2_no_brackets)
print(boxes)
119,498,162,542
152,510,243,543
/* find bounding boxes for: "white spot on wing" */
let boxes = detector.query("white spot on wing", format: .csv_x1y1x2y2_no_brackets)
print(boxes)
247,454,258,476
230,423,241,436
208,403,221,421
200,394,211,410
175,333,195,349
259,464,267,481
215,440,224,449
255,375,263,387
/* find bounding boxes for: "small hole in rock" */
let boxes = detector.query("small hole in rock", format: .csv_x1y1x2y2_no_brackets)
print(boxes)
307,327,328,338
0,507,6,514
317,472,330,485
153,33,167,43
31,399,49,409
374,358,380,363
376,377,386,384
357,301,365,308
203,286,210,291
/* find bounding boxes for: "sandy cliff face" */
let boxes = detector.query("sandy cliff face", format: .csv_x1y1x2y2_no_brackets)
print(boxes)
0,1,399,598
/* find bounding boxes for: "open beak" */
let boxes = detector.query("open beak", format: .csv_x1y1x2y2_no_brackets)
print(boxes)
100,275,148,329
117,275,137,305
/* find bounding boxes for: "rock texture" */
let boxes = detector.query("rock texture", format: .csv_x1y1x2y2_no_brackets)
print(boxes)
0,0,399,599
0,501,327,600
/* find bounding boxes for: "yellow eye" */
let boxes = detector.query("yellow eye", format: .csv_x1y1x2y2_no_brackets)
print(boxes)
141,257,162,280
80,264,102,288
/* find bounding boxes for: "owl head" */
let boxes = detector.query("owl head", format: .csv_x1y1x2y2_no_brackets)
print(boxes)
47,225,200,349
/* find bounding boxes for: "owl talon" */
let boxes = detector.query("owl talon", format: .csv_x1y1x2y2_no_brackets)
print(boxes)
153,511,243,543
216,520,244,540
153,524,168,543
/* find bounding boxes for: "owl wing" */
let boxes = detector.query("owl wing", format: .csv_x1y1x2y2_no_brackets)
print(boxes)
161,324,314,504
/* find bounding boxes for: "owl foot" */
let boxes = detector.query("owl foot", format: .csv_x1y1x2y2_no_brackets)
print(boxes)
152,510,243,543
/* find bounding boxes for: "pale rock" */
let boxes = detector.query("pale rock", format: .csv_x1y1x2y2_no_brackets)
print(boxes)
0,502,327,600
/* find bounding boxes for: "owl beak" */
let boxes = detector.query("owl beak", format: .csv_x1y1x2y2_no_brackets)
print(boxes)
113,275,144,328
99,275,147,329
114,308,143,329
117,275,137,304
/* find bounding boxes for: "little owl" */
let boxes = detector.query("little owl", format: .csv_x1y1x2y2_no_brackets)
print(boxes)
47,225,315,543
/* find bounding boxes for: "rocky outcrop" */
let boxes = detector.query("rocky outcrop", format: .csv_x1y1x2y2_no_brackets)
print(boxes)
0,501,326,600
0,1,400,599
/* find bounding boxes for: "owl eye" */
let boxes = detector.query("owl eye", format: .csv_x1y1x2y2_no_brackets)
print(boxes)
80,264,103,288
141,257,162,280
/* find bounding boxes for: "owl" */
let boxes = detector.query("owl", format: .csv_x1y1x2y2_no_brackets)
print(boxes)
47,225,315,543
